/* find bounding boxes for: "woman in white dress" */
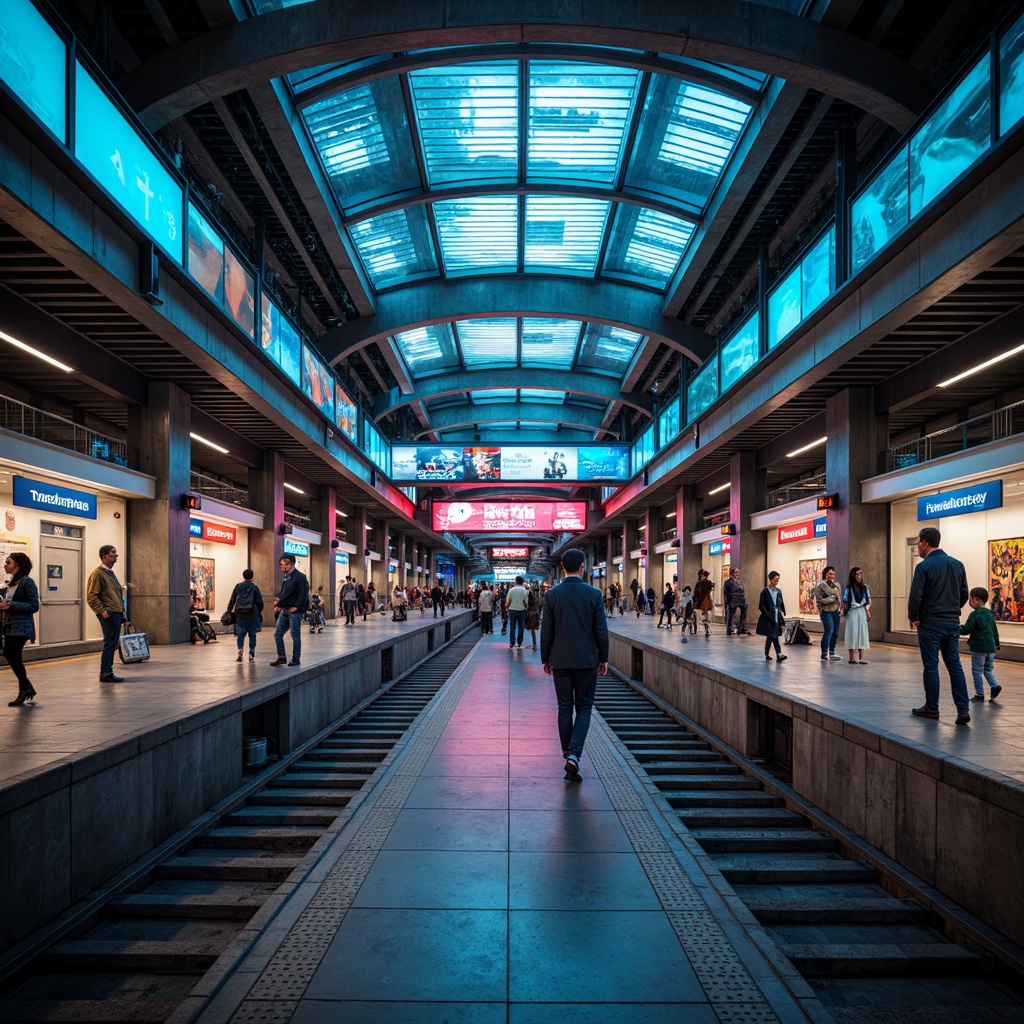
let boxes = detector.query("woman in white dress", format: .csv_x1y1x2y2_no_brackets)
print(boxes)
843,567,871,664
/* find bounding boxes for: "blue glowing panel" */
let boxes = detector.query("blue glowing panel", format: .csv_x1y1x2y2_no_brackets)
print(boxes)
435,196,518,274
305,77,419,211
470,390,517,403
456,318,518,367
720,312,759,391
686,356,719,421
524,195,610,273
521,318,582,368
603,206,694,287
0,0,66,139
801,227,834,318
659,398,680,444
850,146,908,274
187,205,224,305
767,266,801,350
527,62,639,185
1000,13,1024,135
75,64,183,262
578,323,643,374
350,206,437,288
409,62,518,186
910,56,990,217
302,344,335,420
394,323,457,376
223,247,255,338
260,294,280,365
519,389,566,403
278,315,301,385
335,381,358,443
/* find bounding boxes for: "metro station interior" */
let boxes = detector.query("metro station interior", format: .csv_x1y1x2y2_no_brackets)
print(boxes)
2,1,1024,1021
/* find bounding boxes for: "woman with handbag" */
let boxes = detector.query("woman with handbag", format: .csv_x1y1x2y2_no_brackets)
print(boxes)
2,552,40,705
755,570,788,663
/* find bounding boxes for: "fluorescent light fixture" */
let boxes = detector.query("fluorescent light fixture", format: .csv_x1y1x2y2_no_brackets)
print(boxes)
365,525,373,531
283,482,305,494
708,482,731,494
0,329,75,372
786,436,827,458
937,343,1024,388
189,432,229,454
336,510,348,517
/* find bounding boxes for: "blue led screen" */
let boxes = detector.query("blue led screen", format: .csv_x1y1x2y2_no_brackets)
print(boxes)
302,344,335,421
1000,13,1024,135
720,312,759,391
0,0,66,139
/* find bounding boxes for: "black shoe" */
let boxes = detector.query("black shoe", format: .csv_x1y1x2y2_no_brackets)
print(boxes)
765,655,772,661
726,632,733,636
990,685,1002,700
8,689,35,706
776,654,788,662
912,705,940,719
99,674,124,682
289,659,301,666
970,694,985,703
564,757,582,782
269,657,287,666
738,629,751,635
955,711,971,726
236,652,243,662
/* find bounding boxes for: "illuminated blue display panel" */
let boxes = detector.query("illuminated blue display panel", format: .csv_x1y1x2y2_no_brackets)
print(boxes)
74,64,182,262
302,344,335,421
334,381,358,443
0,0,66,140
391,444,629,483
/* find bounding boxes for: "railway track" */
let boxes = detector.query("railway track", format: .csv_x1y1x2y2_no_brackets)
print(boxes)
0,628,479,1024
595,673,1024,1023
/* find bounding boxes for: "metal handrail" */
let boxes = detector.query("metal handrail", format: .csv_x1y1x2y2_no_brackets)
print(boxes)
765,472,827,508
189,470,249,506
886,401,1024,471
0,394,135,468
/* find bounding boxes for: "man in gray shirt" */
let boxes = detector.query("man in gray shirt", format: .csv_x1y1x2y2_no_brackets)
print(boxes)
506,576,529,650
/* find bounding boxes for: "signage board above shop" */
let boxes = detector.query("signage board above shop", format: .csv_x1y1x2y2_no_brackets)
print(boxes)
707,539,731,556
189,518,236,545
433,501,587,533
492,547,530,559
777,517,828,544
283,538,310,557
917,480,1002,521
13,476,97,520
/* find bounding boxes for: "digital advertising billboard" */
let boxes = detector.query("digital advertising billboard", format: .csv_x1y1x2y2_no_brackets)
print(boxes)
432,501,587,533
392,445,629,483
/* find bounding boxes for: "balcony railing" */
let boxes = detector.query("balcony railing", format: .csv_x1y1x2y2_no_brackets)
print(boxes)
189,470,249,506
0,394,135,468
701,508,731,530
765,472,827,508
886,401,1024,472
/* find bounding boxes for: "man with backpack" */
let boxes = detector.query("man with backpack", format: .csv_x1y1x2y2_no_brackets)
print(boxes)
227,569,264,663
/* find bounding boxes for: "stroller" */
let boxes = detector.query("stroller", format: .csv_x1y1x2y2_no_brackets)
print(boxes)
306,593,326,632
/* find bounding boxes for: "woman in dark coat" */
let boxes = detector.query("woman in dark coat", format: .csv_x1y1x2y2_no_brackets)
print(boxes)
2,552,40,705
755,570,788,663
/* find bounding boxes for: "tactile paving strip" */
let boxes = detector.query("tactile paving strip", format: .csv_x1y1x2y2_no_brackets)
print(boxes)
588,719,782,1021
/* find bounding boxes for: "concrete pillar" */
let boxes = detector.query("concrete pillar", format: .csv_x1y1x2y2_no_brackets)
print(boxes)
309,485,337,618
358,509,371,588
248,450,286,624
677,484,703,587
623,520,639,598
126,382,191,644
396,530,408,588
826,388,889,639
730,450,767,591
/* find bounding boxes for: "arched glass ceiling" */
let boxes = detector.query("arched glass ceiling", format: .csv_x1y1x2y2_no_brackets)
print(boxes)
301,56,755,293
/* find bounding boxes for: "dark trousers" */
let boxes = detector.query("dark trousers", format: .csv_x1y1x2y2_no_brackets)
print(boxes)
99,611,123,677
3,635,32,691
553,667,598,760
344,600,356,624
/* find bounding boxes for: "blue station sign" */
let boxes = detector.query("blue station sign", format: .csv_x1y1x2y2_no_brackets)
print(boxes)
13,476,97,519
918,480,1002,521
283,537,310,557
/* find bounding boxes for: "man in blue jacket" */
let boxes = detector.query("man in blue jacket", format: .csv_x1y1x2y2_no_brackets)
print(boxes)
908,527,970,724
271,554,309,666
541,548,609,782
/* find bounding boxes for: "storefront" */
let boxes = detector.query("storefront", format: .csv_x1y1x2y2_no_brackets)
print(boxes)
765,517,828,623
283,526,323,594
189,517,248,617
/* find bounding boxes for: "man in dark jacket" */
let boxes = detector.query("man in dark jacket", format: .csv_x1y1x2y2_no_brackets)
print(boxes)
908,527,970,724
541,548,609,782
723,567,750,635
430,583,445,617
271,554,309,667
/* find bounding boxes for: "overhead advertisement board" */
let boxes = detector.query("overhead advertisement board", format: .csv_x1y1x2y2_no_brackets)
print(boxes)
492,547,530,559
392,445,629,483
433,502,587,533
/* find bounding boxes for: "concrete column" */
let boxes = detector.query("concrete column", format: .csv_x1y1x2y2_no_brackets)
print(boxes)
826,388,889,639
396,530,408,588
126,382,191,644
309,485,337,618
248,450,286,623
677,484,702,587
730,450,767,590
358,509,371,588
623,520,639,597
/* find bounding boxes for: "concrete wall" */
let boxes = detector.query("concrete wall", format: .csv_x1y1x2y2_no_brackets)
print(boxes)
0,612,473,953
609,634,1024,948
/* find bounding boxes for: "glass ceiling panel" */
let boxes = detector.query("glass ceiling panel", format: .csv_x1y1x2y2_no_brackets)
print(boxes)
577,323,644,374
527,61,640,185
456,317,518,366
393,323,458,377
521,317,581,367
287,56,393,94
519,389,566,403
305,77,420,211
603,207,695,287
470,389,517,403
435,195,518,274
656,54,768,93
349,206,437,288
524,195,610,274
408,62,519,186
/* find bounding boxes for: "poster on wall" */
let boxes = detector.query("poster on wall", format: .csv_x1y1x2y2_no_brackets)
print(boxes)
0,531,32,577
798,558,826,615
989,537,1024,622
190,556,215,611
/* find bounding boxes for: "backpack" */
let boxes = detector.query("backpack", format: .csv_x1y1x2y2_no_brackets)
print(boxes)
234,583,257,619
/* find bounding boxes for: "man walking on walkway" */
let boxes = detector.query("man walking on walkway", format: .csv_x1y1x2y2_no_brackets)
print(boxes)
908,527,971,725
541,548,609,782
506,575,529,649
340,576,357,625
723,567,750,636
271,555,309,666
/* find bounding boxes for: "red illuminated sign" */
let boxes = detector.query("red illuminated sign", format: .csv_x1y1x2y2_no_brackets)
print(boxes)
777,521,814,544
433,501,587,533
492,547,530,558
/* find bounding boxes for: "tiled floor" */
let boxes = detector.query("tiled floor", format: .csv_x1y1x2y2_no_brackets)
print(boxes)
196,635,814,1023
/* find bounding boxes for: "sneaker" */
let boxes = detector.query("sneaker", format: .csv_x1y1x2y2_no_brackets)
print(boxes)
517,643,522,649
289,659,301,666
269,657,287,666
829,654,842,662
955,711,971,726
821,656,829,661
564,757,582,782
99,674,124,682
970,694,985,703
776,654,788,662
249,652,255,662
990,685,1002,700
912,705,940,719
236,652,243,662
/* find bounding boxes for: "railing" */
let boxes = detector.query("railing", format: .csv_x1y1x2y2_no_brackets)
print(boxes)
886,401,1024,471
701,508,731,530
659,526,678,543
0,394,135,468
189,470,249,506
765,472,827,508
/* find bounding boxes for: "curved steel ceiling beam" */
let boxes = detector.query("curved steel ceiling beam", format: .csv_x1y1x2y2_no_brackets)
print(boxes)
413,402,611,436
124,0,932,131
319,277,712,375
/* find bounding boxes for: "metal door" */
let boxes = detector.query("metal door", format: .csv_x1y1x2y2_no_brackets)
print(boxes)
39,535,83,643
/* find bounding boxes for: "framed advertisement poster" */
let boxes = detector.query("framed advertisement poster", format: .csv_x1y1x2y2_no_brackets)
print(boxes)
190,556,215,611
798,558,826,615
989,537,1024,622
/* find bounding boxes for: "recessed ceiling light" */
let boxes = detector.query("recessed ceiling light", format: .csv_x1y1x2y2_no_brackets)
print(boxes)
787,436,827,458
0,330,75,372
189,432,229,454
283,482,305,494
937,343,1024,388
708,482,731,494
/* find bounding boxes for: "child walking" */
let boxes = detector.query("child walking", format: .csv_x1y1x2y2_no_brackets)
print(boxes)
960,586,1002,702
